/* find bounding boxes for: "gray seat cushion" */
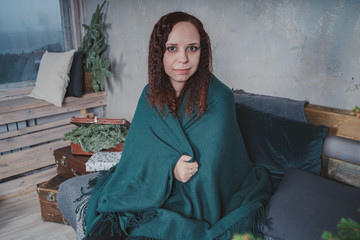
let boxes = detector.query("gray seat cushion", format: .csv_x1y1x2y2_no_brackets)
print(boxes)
264,168,360,240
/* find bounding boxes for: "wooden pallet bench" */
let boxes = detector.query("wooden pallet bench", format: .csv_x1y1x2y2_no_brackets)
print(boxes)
304,104,360,188
0,91,107,200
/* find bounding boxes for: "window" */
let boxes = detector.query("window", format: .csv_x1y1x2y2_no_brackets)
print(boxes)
0,0,77,92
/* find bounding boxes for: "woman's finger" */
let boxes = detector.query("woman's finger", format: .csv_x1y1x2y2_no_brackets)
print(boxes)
180,155,192,162
187,161,198,169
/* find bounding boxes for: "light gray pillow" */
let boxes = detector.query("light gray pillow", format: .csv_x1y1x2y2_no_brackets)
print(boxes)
29,49,75,107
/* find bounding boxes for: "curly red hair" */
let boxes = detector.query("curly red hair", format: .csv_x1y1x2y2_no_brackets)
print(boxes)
148,11,213,118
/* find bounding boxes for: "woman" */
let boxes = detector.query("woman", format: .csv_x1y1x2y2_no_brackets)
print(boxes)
58,11,272,240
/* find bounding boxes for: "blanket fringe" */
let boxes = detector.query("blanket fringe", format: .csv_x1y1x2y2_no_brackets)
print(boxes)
85,210,158,239
74,167,116,235
86,213,123,238
214,201,269,240
126,236,158,240
82,199,267,240
124,210,157,229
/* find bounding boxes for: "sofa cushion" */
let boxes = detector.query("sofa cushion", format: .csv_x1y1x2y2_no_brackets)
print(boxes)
233,90,308,122
236,103,328,190
264,169,360,240
66,51,84,97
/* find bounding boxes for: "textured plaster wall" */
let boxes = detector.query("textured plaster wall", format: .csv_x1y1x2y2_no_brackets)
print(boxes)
82,0,360,162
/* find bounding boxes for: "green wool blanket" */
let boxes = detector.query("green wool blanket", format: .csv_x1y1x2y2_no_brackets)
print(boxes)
84,76,272,240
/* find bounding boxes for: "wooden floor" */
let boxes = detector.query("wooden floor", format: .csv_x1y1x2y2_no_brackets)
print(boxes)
0,190,76,240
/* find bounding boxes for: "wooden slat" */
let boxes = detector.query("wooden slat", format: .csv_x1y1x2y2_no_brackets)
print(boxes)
0,141,70,179
0,96,49,114
0,118,71,140
0,167,57,201
0,86,33,101
0,191,76,240
322,155,360,188
0,92,107,125
0,91,106,114
1,96,106,125
305,104,360,141
0,124,76,152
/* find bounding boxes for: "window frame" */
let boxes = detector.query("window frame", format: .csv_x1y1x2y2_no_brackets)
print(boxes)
0,0,84,100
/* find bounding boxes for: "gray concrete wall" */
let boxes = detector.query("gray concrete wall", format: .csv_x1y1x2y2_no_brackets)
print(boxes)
82,0,360,162
82,0,360,121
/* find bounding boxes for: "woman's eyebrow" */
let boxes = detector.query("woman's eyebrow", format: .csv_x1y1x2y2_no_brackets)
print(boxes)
165,42,200,45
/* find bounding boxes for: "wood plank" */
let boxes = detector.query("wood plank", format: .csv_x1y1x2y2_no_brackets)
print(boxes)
6,123,17,154
0,118,71,140
0,191,76,240
0,141,70,179
0,96,49,114
0,94,107,125
0,167,57,200
0,86,33,101
0,91,106,114
0,124,76,153
305,104,360,141
322,155,360,188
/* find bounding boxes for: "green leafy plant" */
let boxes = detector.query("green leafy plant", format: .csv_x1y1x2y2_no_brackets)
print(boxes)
232,233,262,240
322,209,360,240
79,0,113,93
351,106,360,119
230,209,360,240
63,124,128,152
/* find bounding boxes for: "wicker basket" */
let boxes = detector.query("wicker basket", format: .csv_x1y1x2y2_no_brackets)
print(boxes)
84,71,94,93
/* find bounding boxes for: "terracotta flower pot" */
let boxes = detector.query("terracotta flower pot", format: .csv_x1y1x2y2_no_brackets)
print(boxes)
70,142,124,156
84,71,94,93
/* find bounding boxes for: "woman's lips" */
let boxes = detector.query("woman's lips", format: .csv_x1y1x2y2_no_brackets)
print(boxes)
174,68,190,74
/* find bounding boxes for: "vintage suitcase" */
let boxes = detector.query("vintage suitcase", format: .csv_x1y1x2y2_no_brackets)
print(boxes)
69,116,130,156
37,174,68,225
54,145,92,179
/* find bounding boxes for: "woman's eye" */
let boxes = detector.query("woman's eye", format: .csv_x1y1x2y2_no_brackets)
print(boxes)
167,46,176,52
188,46,199,51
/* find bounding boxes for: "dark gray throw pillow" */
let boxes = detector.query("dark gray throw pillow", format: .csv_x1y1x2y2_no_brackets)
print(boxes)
236,103,328,191
264,169,360,240
66,51,84,97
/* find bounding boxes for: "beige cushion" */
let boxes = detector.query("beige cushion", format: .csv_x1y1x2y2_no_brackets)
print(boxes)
29,49,75,107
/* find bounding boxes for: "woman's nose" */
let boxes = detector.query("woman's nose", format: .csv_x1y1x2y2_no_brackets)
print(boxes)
177,50,188,63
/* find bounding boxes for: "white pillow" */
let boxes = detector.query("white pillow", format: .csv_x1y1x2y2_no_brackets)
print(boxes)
29,49,75,107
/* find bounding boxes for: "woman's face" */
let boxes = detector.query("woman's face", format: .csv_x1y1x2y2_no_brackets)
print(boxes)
163,21,201,95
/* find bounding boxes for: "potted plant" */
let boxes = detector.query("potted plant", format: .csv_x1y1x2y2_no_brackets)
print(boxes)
63,123,129,155
79,0,113,93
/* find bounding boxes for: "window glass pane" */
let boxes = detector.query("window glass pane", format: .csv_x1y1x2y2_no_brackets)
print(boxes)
0,0,65,89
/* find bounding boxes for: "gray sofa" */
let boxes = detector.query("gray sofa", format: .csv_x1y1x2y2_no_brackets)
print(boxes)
234,91,360,240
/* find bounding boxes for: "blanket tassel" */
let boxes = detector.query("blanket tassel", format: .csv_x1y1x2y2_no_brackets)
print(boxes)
214,201,269,240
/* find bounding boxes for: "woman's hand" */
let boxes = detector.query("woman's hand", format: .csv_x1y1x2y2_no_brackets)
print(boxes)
173,155,198,183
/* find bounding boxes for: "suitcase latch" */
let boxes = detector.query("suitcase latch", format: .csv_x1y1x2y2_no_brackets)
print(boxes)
56,156,67,168
60,156,67,167
46,192,56,202
71,168,82,177
37,187,56,202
